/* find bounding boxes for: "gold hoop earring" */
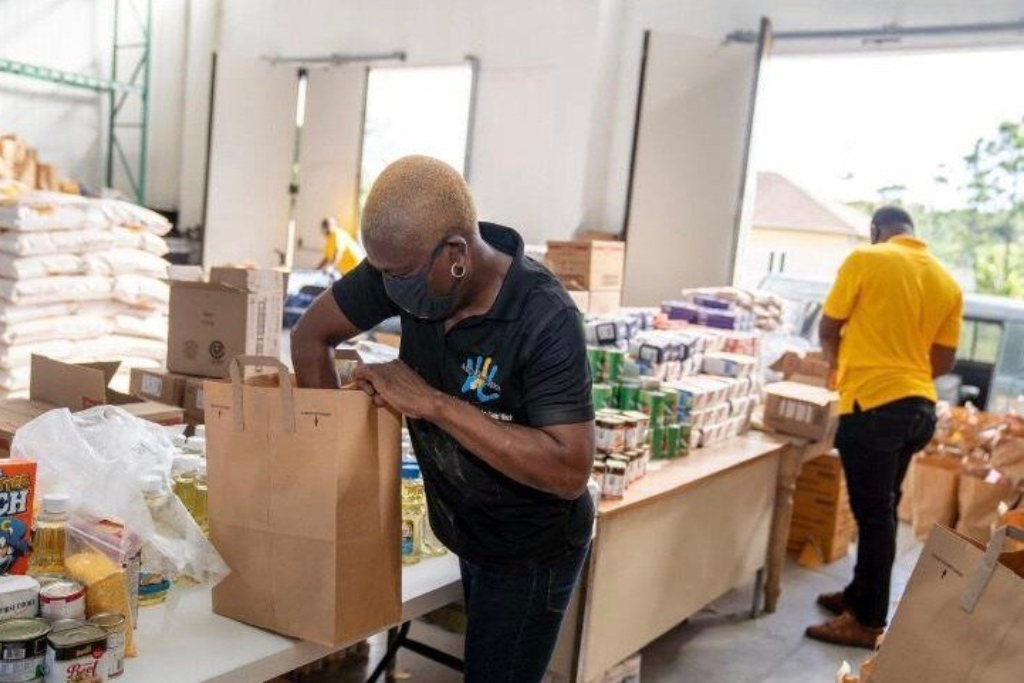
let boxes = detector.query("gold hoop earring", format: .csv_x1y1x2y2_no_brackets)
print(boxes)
451,263,467,279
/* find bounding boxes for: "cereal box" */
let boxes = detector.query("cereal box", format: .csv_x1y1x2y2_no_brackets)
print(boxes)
0,460,36,575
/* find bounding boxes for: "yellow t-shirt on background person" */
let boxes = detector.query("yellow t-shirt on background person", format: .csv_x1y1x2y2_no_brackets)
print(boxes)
323,227,365,275
823,235,963,415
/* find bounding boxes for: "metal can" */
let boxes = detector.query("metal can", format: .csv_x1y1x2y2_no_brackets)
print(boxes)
619,414,639,450
615,380,641,411
594,416,620,453
665,423,681,458
662,390,679,425
587,347,605,383
592,461,606,492
639,390,666,425
604,349,625,383
46,621,84,634
591,383,614,411
0,618,49,683
39,582,85,622
44,624,107,683
88,614,126,678
602,458,627,499
648,424,665,460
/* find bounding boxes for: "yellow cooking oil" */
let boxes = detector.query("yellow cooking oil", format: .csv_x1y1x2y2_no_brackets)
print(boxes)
27,493,70,577
400,464,425,565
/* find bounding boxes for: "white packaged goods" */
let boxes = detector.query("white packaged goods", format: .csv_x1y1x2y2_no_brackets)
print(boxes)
0,575,40,621
0,187,170,390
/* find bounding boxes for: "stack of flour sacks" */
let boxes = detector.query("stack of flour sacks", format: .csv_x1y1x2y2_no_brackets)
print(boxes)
0,183,171,396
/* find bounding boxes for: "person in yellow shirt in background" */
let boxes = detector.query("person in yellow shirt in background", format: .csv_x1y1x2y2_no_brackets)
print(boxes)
317,217,365,275
806,206,963,649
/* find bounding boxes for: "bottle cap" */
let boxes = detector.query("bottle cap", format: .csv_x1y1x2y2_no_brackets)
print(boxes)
141,474,166,495
172,454,202,475
42,493,70,515
401,463,421,480
193,425,206,439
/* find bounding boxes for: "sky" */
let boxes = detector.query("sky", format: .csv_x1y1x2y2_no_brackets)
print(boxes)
755,47,1024,211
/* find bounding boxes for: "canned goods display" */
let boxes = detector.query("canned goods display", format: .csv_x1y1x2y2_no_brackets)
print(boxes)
39,581,85,622
591,383,614,411
648,425,665,460
0,618,49,683
662,390,679,425
665,423,681,458
45,623,107,683
595,416,622,453
602,458,627,499
88,614,126,678
620,415,640,450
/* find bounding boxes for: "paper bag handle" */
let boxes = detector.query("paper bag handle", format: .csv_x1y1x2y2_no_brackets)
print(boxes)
229,355,296,433
960,524,1024,613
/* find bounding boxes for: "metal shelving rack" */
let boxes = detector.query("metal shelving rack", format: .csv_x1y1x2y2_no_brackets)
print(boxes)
0,0,152,204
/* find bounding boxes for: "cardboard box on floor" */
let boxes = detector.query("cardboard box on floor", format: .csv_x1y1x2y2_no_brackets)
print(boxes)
788,453,856,563
167,266,284,379
128,367,192,406
0,356,184,456
763,381,840,442
545,240,625,291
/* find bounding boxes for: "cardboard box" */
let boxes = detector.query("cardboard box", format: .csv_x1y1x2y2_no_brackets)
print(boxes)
770,350,830,387
567,289,623,315
167,266,284,378
0,357,184,456
184,377,206,426
545,240,625,291
129,368,190,406
763,381,840,442
788,453,856,563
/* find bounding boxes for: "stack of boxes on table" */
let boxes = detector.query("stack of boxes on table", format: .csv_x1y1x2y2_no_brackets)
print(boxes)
0,186,173,397
128,266,285,427
586,323,764,501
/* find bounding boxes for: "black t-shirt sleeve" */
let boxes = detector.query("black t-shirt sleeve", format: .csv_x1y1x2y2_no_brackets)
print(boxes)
520,304,594,427
331,259,399,331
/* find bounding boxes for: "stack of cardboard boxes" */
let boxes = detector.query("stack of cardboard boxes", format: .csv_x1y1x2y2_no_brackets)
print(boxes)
545,240,625,316
787,452,857,563
129,266,285,426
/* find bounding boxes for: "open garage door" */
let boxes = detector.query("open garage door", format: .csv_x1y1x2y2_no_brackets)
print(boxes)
622,19,772,305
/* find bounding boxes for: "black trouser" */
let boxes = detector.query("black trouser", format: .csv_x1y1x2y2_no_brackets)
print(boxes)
834,397,937,628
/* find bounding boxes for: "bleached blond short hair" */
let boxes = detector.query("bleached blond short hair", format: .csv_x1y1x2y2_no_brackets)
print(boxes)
361,155,478,252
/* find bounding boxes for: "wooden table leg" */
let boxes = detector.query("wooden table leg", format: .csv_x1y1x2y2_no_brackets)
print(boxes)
764,441,805,613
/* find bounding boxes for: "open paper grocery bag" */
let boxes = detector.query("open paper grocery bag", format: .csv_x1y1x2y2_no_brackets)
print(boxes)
205,356,402,647
870,524,1024,683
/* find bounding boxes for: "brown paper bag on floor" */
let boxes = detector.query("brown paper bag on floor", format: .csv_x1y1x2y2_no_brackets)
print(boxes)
206,356,402,647
870,525,1024,683
955,473,1014,544
911,455,960,539
896,455,918,523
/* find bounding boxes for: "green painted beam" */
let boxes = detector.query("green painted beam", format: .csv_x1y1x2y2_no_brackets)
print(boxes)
0,57,143,95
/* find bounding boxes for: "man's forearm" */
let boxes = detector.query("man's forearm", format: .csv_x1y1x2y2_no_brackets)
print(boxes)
428,393,588,499
291,332,340,389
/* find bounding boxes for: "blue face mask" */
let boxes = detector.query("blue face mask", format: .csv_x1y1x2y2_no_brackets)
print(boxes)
382,240,462,322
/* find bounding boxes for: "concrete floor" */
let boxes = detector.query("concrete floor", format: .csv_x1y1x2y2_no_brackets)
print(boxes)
308,525,922,683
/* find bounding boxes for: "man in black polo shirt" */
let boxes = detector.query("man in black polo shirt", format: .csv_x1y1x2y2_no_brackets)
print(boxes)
291,155,595,682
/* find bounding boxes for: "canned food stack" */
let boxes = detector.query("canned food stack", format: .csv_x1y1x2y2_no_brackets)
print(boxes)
0,188,172,397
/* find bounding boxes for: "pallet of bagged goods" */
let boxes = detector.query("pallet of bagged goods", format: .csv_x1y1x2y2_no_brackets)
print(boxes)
0,181,172,396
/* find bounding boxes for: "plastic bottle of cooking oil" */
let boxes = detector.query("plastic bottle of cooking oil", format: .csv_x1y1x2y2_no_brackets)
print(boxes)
194,460,209,536
27,493,70,577
171,454,202,522
400,464,425,565
139,475,172,606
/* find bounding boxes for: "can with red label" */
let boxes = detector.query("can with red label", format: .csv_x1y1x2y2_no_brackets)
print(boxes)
44,624,107,683
39,582,85,622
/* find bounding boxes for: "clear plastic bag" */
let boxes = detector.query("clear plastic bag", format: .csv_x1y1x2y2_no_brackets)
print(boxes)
12,405,229,584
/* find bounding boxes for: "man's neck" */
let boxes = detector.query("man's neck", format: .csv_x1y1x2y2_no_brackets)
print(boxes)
444,239,513,330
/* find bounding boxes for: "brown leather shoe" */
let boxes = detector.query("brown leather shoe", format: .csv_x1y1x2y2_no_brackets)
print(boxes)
805,613,883,650
817,591,849,616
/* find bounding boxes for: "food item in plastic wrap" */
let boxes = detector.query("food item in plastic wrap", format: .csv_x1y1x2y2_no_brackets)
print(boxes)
0,460,35,576
63,551,136,658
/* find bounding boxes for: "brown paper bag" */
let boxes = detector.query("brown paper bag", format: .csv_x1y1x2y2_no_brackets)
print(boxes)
870,525,1024,683
206,356,402,646
911,455,960,539
955,474,1014,544
896,455,918,524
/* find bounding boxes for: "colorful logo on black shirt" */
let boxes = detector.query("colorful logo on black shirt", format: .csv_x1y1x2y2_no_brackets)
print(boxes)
461,355,501,403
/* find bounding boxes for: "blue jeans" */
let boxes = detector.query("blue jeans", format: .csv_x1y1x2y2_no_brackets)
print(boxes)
459,543,589,683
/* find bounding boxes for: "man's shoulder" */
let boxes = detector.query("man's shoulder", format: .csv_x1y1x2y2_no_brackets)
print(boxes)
519,258,579,321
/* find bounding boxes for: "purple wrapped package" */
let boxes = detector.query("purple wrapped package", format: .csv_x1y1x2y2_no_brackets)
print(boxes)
692,294,731,310
662,301,700,322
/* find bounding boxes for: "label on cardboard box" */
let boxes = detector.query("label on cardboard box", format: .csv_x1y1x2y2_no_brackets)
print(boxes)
141,374,163,398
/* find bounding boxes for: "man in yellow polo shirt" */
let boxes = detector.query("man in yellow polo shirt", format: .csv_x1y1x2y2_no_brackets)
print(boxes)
317,217,365,275
806,206,962,649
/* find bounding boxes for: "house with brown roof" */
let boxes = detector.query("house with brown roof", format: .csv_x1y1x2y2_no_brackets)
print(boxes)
737,171,871,288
